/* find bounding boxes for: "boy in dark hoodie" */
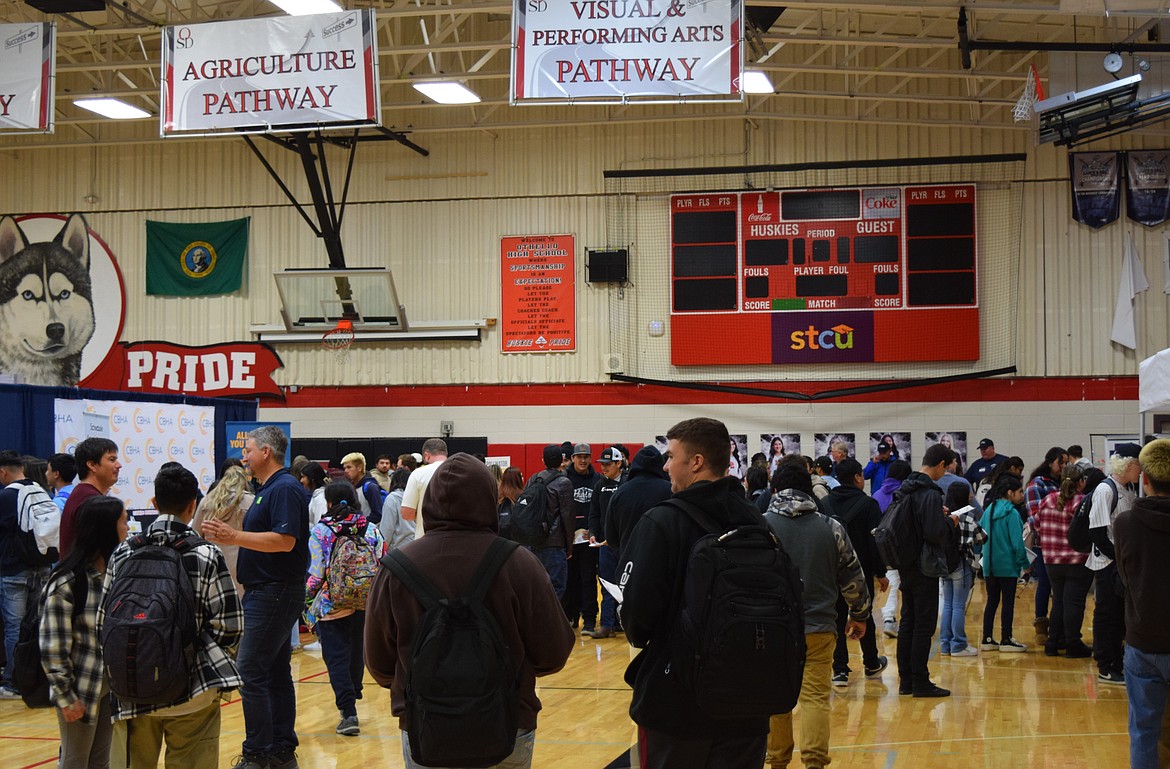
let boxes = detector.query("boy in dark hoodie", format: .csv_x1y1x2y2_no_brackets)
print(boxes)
364,453,574,769
605,445,671,561
1114,438,1170,769
620,418,769,769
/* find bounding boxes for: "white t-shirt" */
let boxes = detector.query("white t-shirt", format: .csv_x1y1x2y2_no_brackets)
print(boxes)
401,459,444,538
1085,478,1135,571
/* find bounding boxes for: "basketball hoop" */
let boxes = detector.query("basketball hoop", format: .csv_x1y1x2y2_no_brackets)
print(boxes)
322,318,355,362
1013,64,1045,123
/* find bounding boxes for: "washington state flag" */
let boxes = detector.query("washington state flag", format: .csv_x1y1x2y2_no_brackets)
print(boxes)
146,217,249,296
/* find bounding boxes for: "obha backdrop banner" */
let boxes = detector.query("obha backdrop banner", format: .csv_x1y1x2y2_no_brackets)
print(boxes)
54,398,216,510
161,9,380,135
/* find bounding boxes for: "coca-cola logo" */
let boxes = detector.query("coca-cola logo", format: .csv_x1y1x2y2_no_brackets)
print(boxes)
747,212,774,222
862,189,901,219
865,194,898,209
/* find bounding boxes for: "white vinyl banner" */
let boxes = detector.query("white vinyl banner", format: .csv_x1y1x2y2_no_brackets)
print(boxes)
0,23,55,133
512,0,742,103
161,10,380,136
54,399,216,511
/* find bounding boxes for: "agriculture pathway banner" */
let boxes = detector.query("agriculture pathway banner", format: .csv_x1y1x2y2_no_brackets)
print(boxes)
0,22,55,133
512,0,742,103
161,10,380,135
501,234,576,353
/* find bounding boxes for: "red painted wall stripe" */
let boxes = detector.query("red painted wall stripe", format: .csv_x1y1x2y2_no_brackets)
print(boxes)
271,376,1139,409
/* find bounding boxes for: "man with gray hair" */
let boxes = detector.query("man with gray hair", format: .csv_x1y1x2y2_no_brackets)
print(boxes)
1086,441,1142,686
401,438,448,538
202,425,309,769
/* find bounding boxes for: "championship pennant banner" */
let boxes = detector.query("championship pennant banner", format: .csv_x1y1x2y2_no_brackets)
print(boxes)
54,398,216,510
501,234,576,353
161,10,380,135
0,23,55,133
512,0,742,102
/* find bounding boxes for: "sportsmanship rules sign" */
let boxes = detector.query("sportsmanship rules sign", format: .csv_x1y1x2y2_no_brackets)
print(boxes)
501,234,577,353
0,23,55,133
161,10,380,135
512,0,742,102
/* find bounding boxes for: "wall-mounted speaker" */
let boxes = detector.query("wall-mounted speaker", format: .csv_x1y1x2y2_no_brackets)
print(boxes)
587,249,628,283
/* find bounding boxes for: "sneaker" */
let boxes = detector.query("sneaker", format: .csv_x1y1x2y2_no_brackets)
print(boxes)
864,656,889,678
586,627,614,639
229,756,269,769
304,641,322,652
940,648,951,656
979,637,1000,651
269,752,299,769
1065,641,1093,659
0,686,21,700
951,646,979,658
581,625,595,636
883,620,898,638
336,715,360,736
999,638,1028,653
1098,671,1126,686
1044,644,1061,657
832,672,849,687
913,684,951,698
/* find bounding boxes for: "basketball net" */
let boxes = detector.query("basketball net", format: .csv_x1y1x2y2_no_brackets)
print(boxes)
1013,64,1045,123
322,318,355,364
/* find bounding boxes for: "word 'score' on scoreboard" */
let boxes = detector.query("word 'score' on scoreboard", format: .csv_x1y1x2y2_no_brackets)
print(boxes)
668,185,980,366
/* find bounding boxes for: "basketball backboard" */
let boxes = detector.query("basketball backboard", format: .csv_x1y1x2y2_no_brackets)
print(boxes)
273,268,406,331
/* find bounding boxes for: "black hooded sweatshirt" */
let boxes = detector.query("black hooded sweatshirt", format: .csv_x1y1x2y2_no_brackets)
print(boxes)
619,476,769,739
894,471,955,576
605,446,671,558
1115,494,1170,653
821,483,886,580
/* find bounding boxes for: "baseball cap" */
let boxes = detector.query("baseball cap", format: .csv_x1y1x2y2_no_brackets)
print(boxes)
573,443,591,456
978,438,994,449
597,447,622,463
877,441,892,452
1113,442,1142,459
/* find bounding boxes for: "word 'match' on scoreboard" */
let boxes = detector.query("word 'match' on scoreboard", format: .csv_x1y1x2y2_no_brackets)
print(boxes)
669,185,979,365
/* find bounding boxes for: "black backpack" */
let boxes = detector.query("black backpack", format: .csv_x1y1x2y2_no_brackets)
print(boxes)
510,471,560,547
383,538,520,768
872,495,922,570
12,573,86,709
100,533,202,706
666,498,806,718
497,498,513,541
1068,478,1117,554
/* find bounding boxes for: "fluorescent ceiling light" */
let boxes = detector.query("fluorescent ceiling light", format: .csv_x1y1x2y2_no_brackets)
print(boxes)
73,98,150,120
412,81,481,104
743,70,774,94
268,0,342,15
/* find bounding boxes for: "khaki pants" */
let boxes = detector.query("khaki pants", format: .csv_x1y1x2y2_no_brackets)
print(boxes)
111,697,222,769
766,632,836,769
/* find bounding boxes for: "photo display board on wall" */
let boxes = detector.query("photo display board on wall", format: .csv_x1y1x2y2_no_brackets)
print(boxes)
669,185,979,365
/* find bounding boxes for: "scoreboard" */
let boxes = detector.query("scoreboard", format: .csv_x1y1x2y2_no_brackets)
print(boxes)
669,185,980,366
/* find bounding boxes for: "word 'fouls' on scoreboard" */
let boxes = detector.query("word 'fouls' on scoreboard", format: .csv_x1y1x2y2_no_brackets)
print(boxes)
668,185,980,365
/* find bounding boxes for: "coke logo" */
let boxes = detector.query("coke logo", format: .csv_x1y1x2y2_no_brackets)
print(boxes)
747,213,774,222
865,196,898,209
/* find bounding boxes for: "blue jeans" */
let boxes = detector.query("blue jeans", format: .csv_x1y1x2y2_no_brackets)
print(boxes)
940,564,974,653
598,545,618,630
237,581,306,759
402,728,535,769
316,611,366,718
1,567,48,690
532,547,568,599
1125,645,1170,769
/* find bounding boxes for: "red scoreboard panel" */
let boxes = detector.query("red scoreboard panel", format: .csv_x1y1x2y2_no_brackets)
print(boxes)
669,185,980,366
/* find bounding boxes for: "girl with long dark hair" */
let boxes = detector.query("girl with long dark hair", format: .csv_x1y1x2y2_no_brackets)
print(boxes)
40,496,128,769
1025,447,1066,645
980,475,1030,652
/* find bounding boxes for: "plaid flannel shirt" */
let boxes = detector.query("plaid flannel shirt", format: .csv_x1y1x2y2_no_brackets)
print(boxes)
1036,490,1086,565
99,515,244,720
39,566,105,722
956,509,987,569
1025,476,1058,525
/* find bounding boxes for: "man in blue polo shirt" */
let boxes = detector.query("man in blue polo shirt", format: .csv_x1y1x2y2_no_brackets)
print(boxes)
203,426,309,769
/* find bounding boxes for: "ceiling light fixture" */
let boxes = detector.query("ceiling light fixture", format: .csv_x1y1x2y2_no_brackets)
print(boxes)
267,0,341,15
412,81,481,104
743,70,774,94
73,98,150,119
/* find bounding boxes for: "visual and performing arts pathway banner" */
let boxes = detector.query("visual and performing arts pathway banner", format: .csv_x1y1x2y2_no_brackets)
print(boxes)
55,399,216,510
161,10,380,135
512,0,742,102
0,22,55,133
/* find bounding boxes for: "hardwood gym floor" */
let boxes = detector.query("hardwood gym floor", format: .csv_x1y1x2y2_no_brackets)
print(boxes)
1,583,1128,768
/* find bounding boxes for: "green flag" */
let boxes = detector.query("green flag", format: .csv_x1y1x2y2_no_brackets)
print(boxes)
146,218,249,296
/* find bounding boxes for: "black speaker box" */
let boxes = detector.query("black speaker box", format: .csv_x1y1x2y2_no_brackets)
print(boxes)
587,249,628,283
